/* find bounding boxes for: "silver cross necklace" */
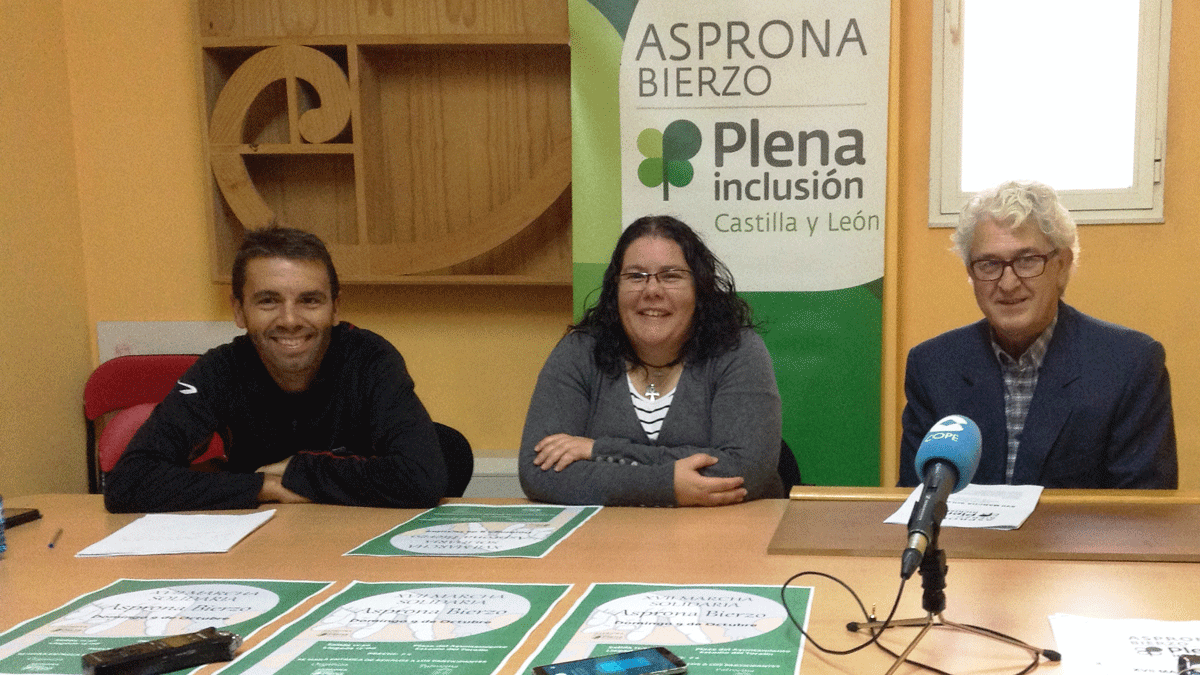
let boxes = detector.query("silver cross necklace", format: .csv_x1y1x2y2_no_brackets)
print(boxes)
639,357,681,400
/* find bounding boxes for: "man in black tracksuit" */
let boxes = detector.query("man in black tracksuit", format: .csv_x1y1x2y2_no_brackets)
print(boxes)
104,228,448,512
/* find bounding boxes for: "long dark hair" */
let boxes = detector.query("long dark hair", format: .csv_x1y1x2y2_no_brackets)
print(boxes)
573,215,756,377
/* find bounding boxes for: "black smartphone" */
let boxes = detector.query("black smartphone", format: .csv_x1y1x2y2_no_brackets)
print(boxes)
1180,654,1200,675
2,507,42,529
532,647,686,675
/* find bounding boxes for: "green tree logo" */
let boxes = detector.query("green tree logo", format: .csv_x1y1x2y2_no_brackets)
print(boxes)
637,120,702,200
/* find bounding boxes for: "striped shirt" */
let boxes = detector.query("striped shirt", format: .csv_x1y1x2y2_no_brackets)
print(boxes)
991,315,1057,483
627,375,675,442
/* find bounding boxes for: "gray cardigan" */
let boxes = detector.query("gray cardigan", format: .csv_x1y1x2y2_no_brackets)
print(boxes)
519,329,784,505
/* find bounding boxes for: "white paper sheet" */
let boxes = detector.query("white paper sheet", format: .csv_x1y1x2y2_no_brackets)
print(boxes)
885,484,1043,530
76,509,275,557
1049,614,1200,675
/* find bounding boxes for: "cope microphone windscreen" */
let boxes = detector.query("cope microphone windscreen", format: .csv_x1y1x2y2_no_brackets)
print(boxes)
913,415,982,492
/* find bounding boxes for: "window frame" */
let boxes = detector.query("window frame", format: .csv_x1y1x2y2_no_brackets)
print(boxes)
928,0,1172,227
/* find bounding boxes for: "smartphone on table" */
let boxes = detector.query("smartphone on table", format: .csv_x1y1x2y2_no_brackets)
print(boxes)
532,646,686,675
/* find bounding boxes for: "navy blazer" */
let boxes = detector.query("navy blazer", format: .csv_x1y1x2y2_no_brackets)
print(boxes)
899,303,1177,488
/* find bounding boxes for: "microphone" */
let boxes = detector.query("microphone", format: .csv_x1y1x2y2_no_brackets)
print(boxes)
900,415,982,579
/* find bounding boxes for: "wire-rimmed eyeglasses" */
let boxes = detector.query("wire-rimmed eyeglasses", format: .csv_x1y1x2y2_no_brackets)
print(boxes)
618,269,693,289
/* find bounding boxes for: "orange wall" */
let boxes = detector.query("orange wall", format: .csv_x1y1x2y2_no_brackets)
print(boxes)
2,0,1196,496
0,1,92,497
884,0,1200,487
61,1,573,467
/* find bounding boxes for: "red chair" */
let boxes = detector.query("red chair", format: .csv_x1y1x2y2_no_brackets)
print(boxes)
83,355,224,493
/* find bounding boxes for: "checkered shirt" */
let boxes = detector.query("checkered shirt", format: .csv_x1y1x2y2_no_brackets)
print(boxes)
991,314,1058,483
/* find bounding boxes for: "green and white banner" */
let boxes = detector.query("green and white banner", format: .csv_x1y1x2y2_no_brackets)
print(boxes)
216,582,570,675
346,504,601,558
0,578,331,675
519,583,812,675
571,0,890,484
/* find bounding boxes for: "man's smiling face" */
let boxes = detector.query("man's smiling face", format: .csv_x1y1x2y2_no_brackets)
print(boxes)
969,217,1072,357
232,256,340,392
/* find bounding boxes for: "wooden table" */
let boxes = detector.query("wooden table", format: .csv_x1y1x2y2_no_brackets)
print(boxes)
2,494,1198,674
770,486,1200,562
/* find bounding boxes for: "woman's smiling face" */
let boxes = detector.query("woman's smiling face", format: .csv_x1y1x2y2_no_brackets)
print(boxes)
618,236,696,363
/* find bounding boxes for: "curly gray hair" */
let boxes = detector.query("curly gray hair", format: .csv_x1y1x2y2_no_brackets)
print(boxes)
951,179,1080,269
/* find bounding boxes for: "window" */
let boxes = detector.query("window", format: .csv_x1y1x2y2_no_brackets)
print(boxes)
929,0,1171,226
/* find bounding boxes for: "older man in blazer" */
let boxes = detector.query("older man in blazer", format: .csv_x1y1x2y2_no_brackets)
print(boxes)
899,180,1177,489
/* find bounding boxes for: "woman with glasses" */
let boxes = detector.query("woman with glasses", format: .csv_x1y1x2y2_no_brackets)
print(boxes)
519,215,784,506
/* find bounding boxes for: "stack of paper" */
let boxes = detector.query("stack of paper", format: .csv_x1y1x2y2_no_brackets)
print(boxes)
76,510,275,557
885,484,1044,530
1050,614,1200,675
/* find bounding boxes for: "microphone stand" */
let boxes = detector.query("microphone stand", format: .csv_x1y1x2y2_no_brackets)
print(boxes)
847,521,1059,675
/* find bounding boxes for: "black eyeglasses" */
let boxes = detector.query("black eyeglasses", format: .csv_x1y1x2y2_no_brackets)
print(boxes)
618,269,692,289
969,250,1060,281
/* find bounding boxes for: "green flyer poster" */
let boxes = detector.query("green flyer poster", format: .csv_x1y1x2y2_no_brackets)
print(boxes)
0,578,331,675
521,583,812,675
346,504,601,558
216,582,571,675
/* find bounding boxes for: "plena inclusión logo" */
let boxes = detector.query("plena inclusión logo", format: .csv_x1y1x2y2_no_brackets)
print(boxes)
637,119,701,200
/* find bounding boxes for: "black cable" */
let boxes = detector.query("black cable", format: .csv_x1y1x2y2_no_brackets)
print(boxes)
780,570,1060,674
779,570,906,655
864,621,1042,675
956,622,1060,661
867,630,955,675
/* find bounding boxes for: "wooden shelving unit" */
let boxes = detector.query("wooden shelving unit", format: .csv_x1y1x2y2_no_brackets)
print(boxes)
198,0,571,285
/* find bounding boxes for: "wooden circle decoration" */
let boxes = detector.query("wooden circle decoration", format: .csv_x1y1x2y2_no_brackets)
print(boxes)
209,45,353,229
